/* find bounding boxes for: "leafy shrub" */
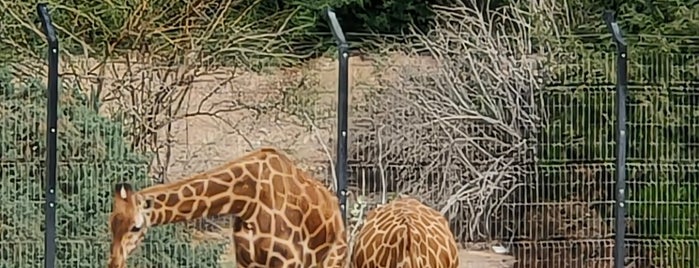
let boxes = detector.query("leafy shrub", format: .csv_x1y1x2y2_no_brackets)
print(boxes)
0,66,224,267
539,36,699,266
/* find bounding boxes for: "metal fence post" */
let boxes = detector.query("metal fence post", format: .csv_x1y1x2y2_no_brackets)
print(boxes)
323,8,349,226
37,3,59,268
604,10,628,268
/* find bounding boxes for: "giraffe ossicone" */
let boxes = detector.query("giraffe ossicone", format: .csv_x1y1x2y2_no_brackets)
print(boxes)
351,197,459,268
107,147,348,268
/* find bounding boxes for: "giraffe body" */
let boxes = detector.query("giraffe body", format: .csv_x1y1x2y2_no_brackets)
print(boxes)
108,147,347,268
351,197,458,268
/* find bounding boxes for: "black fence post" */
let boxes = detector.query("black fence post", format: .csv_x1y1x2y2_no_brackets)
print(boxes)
323,8,349,226
604,10,628,268
37,3,59,268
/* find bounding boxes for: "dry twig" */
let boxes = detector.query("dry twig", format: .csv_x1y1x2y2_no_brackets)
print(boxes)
349,0,546,242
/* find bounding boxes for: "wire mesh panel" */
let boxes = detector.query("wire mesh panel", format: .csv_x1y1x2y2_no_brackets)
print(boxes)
42,54,338,266
47,81,145,265
0,67,47,267
50,60,235,266
510,38,699,267
625,50,699,268
506,47,619,267
344,32,541,255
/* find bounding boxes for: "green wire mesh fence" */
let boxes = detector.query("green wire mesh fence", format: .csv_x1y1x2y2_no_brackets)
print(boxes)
2,5,699,268
505,39,699,267
0,68,227,267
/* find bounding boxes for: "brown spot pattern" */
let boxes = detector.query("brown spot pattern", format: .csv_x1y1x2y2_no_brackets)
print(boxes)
108,147,347,268
352,197,459,268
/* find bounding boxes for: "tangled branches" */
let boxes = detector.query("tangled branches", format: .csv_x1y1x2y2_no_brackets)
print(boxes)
349,0,544,242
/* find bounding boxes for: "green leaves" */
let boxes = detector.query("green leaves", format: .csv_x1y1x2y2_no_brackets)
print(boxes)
630,181,699,238
542,36,699,266
0,67,225,266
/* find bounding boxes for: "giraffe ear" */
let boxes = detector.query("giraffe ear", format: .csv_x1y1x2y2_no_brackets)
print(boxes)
115,183,133,200
120,187,127,199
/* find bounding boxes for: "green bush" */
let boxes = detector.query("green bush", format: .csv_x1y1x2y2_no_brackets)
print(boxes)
538,36,699,266
0,0,439,64
0,66,224,267
530,1,699,265
5,0,531,65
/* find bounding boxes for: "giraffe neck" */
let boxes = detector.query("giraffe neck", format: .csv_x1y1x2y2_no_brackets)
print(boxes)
139,167,261,226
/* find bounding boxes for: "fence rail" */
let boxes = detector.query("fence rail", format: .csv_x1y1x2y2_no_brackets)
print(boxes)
2,4,699,268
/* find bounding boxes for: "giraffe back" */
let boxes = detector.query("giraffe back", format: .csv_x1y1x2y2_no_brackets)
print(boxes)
351,197,459,268
221,147,348,267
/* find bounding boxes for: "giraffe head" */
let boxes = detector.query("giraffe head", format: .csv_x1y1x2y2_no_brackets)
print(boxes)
108,183,153,268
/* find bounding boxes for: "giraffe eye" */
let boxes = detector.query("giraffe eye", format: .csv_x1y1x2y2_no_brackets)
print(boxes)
130,226,142,232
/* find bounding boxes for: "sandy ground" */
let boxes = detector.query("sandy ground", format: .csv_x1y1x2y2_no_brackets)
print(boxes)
460,250,515,268
63,53,515,267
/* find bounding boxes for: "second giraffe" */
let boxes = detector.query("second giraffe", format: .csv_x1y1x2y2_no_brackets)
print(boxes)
107,147,348,268
352,197,459,268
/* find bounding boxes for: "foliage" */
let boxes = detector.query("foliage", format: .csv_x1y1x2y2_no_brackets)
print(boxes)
1,0,320,66
3,0,699,266
0,0,531,66
539,36,699,268
566,0,699,36
332,0,435,34
0,66,224,266
0,0,444,65
528,1,699,265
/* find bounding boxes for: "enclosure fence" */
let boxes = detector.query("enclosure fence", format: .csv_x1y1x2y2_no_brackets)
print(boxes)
2,4,699,268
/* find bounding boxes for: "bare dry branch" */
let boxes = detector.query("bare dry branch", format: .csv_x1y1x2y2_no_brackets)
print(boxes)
349,0,546,243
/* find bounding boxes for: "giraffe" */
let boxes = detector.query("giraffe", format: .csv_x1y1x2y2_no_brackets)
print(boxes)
351,197,459,268
107,147,348,268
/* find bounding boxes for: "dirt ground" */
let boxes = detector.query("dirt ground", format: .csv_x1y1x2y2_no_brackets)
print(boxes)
65,53,516,267
460,249,515,268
